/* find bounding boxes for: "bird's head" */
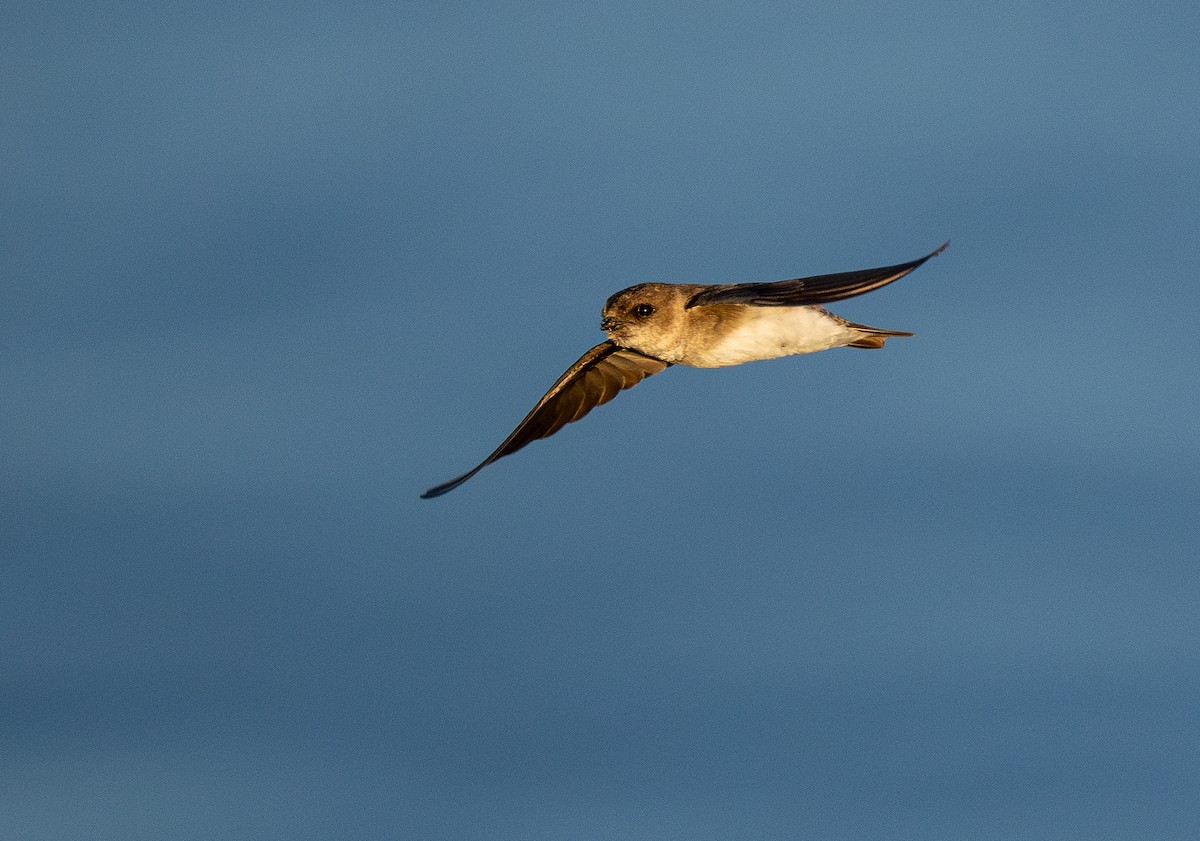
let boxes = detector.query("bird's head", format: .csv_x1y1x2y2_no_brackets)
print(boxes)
601,283,691,359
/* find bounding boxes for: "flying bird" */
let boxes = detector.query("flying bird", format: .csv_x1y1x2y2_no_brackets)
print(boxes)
421,242,947,498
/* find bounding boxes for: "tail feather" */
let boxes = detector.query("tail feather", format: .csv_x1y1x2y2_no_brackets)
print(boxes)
846,323,914,349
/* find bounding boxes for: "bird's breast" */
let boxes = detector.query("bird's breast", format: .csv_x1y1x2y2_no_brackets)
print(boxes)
681,305,857,368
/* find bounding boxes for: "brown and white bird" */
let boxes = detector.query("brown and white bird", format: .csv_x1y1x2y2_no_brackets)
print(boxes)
421,242,947,498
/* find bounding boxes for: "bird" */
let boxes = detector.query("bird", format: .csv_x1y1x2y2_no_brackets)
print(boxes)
421,242,947,498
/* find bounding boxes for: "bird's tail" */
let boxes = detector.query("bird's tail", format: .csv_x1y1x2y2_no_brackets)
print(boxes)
845,322,914,349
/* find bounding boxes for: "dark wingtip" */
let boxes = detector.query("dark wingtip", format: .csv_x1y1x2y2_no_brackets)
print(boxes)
903,241,949,274
419,470,476,499
912,241,950,267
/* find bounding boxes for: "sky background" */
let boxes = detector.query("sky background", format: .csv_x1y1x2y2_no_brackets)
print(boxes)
3,2,1199,839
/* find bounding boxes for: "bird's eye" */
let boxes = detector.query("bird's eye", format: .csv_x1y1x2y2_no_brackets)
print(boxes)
633,303,655,317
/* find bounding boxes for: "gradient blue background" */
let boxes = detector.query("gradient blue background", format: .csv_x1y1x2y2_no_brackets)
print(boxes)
4,3,1198,839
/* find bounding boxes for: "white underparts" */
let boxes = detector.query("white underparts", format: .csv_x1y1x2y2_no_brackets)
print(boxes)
688,306,859,368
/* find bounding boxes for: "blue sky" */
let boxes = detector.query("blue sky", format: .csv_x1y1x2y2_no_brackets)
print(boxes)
3,3,1199,839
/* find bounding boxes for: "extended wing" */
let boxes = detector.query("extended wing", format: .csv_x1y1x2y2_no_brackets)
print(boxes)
421,341,670,498
686,242,948,309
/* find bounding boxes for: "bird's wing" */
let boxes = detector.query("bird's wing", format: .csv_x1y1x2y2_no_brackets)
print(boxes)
685,242,948,309
421,341,670,498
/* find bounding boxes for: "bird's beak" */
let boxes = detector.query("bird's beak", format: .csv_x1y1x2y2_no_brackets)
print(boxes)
600,316,619,332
